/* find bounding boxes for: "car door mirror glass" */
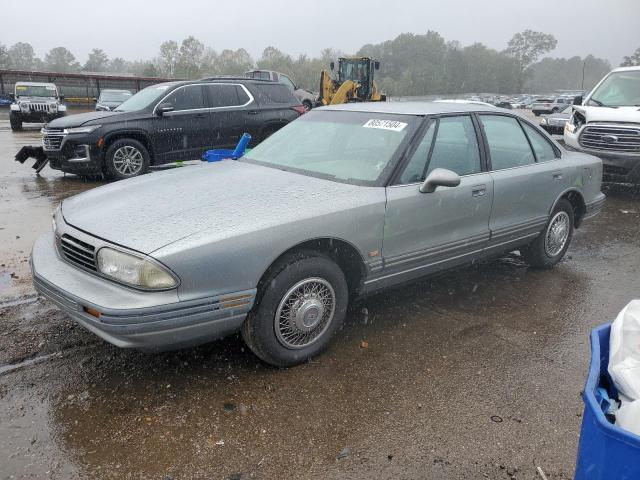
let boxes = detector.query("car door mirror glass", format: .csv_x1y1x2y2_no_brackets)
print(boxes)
156,103,174,116
419,168,461,193
573,95,583,105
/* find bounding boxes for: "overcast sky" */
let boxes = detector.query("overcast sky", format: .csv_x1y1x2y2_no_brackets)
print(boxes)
3,0,639,65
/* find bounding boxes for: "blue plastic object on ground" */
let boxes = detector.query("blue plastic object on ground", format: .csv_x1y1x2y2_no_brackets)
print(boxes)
202,133,252,162
574,323,640,479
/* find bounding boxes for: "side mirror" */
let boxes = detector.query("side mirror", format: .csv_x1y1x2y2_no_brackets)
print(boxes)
374,61,380,70
573,95,583,105
59,94,65,100
156,103,174,116
419,168,461,194
330,61,335,71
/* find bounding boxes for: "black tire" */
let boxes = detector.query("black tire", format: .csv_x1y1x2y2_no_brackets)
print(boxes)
302,100,313,112
521,199,574,269
533,112,540,117
9,113,23,131
104,138,150,180
552,107,559,113
242,253,349,367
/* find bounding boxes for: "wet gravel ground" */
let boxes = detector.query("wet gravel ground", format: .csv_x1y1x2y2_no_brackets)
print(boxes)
0,109,639,479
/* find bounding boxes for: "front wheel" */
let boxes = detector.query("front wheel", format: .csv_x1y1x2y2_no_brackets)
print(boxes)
104,139,150,180
9,113,23,131
521,199,574,269
242,254,349,367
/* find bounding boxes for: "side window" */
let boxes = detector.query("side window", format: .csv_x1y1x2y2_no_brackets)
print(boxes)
204,84,240,108
279,75,296,91
426,116,481,176
399,122,436,184
163,85,204,111
236,85,250,105
479,115,535,170
522,123,557,162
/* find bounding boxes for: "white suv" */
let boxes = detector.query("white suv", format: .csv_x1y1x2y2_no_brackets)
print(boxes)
564,66,640,184
9,82,67,131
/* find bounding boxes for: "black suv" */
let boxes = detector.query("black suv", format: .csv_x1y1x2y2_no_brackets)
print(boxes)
41,78,304,179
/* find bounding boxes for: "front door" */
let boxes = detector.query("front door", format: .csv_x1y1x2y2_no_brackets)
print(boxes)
377,115,494,287
152,84,211,163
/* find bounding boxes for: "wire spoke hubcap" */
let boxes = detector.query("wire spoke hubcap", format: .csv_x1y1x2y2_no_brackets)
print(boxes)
113,145,143,175
275,278,336,349
544,211,570,257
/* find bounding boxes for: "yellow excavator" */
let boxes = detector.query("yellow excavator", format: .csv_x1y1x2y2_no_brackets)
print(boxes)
317,57,386,106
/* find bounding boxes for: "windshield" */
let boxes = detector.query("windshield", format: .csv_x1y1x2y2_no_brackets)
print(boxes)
15,84,57,98
588,70,640,107
114,84,172,112
99,90,132,102
242,110,418,185
339,60,370,83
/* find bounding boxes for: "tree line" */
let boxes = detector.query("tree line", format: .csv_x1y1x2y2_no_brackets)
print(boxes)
0,32,636,95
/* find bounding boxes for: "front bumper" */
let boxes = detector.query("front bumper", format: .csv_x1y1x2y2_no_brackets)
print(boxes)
44,131,104,175
541,124,564,135
564,130,640,183
31,232,255,350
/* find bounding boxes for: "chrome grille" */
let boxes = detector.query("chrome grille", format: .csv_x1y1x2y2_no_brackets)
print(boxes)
60,234,97,271
579,125,640,154
42,129,66,151
27,103,50,112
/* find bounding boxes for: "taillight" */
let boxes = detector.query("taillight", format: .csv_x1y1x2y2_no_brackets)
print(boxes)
291,105,306,115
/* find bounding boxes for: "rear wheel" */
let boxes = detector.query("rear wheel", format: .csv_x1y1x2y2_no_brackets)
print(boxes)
522,199,574,269
9,113,22,131
242,253,348,367
104,139,150,180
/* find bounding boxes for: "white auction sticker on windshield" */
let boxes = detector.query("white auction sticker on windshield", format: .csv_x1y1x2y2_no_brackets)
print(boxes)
363,119,407,132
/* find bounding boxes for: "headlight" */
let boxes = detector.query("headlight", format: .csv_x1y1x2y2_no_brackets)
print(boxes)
540,118,547,125
565,122,576,133
96,248,178,290
63,125,101,134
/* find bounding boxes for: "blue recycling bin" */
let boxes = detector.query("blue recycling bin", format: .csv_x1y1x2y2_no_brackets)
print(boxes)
202,133,252,162
575,324,640,479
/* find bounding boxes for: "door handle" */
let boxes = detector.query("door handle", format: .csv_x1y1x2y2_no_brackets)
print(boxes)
472,185,487,197
552,170,563,180
247,110,260,115
194,113,207,118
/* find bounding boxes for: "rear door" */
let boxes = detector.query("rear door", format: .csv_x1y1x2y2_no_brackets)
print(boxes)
380,115,494,285
152,84,210,162
203,83,256,148
477,114,565,255
250,83,300,141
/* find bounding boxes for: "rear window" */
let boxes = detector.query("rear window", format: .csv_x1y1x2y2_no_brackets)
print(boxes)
253,83,297,105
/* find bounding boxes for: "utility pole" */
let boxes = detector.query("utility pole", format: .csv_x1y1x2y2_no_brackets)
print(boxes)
581,60,586,91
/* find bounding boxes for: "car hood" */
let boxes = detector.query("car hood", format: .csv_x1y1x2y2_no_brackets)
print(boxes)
46,111,124,128
574,105,640,123
61,161,371,254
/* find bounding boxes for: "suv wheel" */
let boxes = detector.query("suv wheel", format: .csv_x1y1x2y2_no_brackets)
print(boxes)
9,113,22,131
104,139,150,180
242,253,349,367
522,199,574,269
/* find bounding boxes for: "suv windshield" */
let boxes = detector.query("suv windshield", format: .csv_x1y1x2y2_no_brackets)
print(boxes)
114,84,173,112
242,110,418,185
15,85,57,98
100,90,132,102
588,70,640,107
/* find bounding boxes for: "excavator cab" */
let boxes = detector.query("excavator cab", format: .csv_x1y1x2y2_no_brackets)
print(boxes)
319,57,385,106
333,57,379,99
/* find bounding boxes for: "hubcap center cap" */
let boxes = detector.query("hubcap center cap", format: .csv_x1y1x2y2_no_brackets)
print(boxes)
294,299,324,331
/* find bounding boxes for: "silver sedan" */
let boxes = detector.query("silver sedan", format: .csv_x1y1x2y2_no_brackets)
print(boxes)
31,102,605,367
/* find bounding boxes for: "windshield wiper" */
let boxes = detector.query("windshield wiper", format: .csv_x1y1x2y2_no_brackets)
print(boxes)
588,97,616,108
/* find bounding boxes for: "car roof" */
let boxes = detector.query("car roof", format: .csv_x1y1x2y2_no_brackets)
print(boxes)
611,66,640,73
318,101,499,115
